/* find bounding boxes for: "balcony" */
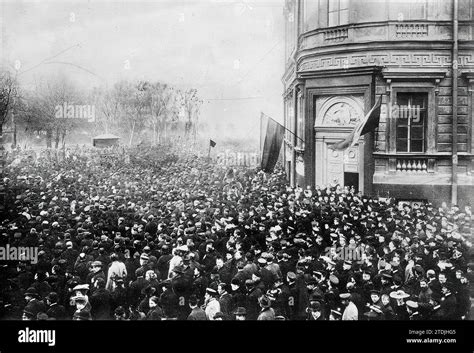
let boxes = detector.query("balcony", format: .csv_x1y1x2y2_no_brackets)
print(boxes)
298,20,472,52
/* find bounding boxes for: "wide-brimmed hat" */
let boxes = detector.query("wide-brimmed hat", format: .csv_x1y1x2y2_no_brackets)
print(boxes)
72,284,90,292
206,287,218,296
390,290,410,299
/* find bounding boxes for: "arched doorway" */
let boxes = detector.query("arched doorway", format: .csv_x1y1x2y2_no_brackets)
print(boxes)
314,95,366,192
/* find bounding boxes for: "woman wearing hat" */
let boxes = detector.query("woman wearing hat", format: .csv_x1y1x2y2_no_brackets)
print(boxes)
389,290,410,320
71,295,92,320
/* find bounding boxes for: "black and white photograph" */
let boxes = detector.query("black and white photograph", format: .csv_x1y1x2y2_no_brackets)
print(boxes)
0,0,473,352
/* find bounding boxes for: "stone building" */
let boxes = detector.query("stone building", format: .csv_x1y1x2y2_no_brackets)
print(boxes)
282,0,474,205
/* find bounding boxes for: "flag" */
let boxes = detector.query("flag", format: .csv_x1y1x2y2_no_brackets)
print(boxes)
210,139,216,148
260,112,285,172
329,95,382,151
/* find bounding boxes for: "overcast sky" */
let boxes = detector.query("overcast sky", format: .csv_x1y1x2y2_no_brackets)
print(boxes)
0,0,285,140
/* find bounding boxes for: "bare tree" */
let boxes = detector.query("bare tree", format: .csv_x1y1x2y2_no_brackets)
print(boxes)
180,88,203,139
96,86,121,134
146,82,175,145
0,70,19,138
18,75,81,148
116,80,148,146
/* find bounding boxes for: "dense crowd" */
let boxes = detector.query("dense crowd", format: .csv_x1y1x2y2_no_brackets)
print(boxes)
0,145,472,321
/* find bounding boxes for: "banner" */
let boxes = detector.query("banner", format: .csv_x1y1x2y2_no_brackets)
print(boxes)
329,95,382,151
260,112,285,172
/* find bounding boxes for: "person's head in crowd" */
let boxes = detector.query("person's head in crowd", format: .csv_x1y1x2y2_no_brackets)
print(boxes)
189,295,199,309
438,272,447,285
149,296,160,309
233,307,246,321
114,306,127,320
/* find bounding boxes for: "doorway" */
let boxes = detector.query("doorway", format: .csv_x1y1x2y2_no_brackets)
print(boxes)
344,172,359,192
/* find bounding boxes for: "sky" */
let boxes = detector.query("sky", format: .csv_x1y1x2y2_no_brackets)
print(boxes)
0,0,285,141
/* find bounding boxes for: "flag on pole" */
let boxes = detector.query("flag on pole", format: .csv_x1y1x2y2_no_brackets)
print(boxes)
260,112,285,172
329,95,382,151
210,139,216,148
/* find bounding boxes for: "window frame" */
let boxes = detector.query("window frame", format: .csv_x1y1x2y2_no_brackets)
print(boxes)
389,85,436,155
328,0,349,27
395,92,428,153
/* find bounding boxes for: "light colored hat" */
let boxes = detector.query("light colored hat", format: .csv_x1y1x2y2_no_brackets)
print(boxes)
390,290,410,299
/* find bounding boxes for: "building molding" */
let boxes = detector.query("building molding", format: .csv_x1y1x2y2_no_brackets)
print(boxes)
298,51,474,73
298,65,381,79
382,68,448,81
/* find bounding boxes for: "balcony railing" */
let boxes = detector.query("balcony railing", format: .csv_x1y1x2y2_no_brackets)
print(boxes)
396,158,428,172
381,155,436,173
395,23,428,38
323,28,348,42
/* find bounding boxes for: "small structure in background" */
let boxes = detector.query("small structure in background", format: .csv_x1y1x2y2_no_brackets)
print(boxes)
92,134,120,148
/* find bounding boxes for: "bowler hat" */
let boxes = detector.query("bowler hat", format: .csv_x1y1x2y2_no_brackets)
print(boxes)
25,287,39,298
46,292,59,303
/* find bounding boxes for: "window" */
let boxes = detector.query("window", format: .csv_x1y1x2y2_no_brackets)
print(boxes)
397,0,427,20
395,92,427,153
303,0,319,31
328,0,349,27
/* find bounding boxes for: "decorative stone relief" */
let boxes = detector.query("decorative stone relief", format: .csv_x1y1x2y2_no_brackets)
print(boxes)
315,95,365,127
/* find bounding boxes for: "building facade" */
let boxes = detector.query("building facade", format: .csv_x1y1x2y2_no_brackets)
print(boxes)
282,0,474,206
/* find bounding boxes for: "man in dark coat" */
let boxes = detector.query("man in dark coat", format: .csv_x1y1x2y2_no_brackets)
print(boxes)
434,285,458,320
45,292,66,320
128,268,147,305
160,281,179,319
230,278,246,310
23,287,46,319
146,296,164,320
217,282,233,319
89,278,112,320
187,295,207,320
245,279,262,320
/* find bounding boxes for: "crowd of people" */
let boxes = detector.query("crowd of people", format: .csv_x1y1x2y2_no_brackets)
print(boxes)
0,144,472,321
